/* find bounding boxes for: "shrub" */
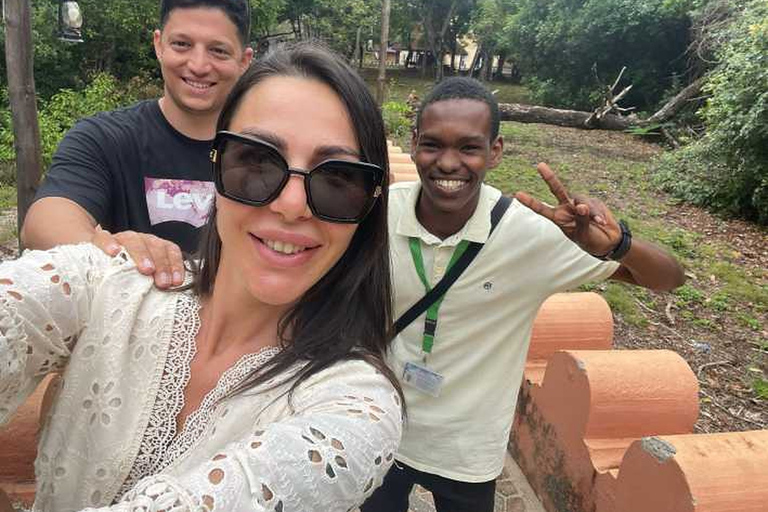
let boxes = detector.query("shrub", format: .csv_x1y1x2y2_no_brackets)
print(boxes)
382,101,413,141
655,0,768,223
504,0,698,111
1,73,148,183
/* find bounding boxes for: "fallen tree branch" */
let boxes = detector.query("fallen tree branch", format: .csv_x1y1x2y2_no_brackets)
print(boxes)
697,360,731,378
498,76,705,132
699,390,766,428
498,103,637,130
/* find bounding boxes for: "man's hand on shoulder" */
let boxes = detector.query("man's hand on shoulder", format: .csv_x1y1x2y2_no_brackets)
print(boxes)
91,226,186,289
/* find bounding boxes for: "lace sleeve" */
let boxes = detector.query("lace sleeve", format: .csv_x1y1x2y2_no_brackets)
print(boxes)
0,244,115,423
85,360,403,512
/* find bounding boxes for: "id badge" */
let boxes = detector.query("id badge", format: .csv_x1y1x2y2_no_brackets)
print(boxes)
403,361,444,397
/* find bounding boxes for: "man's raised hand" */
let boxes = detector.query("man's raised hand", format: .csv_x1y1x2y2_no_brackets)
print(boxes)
514,162,621,257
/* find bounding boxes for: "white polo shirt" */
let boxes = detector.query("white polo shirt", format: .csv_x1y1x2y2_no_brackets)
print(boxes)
388,182,619,482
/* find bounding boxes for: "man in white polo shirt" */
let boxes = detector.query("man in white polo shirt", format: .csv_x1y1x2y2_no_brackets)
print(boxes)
362,77,685,512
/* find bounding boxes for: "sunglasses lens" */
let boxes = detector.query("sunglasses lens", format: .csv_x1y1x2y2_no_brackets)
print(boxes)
219,138,286,203
309,163,378,221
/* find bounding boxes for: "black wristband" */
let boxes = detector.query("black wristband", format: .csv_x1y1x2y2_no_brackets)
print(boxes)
594,220,632,261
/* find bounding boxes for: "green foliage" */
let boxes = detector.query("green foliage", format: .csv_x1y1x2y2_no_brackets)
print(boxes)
655,0,768,223
0,73,146,177
753,377,768,400
0,88,14,167
602,282,647,327
382,100,413,139
38,73,144,167
503,0,698,110
279,0,379,58
674,284,705,307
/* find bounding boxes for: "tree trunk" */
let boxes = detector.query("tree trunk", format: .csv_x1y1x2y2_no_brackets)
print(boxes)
468,43,482,78
376,0,391,106
4,0,43,250
498,76,705,131
498,103,635,130
644,77,705,125
450,38,457,73
435,48,445,82
479,48,492,82
353,26,362,67
495,54,506,80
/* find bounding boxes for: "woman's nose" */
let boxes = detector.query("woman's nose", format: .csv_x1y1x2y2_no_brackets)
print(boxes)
268,175,312,221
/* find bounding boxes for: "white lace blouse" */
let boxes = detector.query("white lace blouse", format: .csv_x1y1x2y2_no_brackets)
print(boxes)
0,244,402,512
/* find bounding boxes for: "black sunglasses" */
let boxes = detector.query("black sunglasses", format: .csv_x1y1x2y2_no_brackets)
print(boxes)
211,131,384,223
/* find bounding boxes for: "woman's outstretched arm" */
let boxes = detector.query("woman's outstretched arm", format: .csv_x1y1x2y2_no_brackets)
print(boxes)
83,360,403,512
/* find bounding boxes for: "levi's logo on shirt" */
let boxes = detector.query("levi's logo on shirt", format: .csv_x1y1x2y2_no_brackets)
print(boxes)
144,178,215,228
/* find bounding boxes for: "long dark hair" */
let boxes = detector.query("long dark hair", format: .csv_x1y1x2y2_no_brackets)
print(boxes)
194,42,402,408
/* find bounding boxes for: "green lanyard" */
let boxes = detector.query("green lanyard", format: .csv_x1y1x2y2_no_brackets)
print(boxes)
408,237,470,355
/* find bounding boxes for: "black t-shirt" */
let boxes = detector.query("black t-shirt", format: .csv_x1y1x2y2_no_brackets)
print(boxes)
35,100,215,253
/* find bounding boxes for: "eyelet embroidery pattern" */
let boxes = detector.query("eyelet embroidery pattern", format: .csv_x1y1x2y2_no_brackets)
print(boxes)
118,292,200,496
119,293,281,498
82,380,123,427
304,425,350,480
162,343,281,467
1,246,403,512
0,250,83,420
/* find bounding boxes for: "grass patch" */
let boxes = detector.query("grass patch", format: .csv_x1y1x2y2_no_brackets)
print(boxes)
708,261,768,311
753,377,768,400
674,284,706,307
602,282,647,327
0,185,16,210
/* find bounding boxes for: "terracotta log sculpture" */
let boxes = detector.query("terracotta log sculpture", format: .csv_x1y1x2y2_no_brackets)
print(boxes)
614,430,768,512
512,349,699,512
525,292,614,384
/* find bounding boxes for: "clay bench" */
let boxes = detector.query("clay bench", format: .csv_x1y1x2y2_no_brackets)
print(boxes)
0,374,59,509
514,291,767,512
387,140,419,183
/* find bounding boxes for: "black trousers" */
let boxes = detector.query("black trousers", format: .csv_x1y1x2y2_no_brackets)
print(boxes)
361,462,496,512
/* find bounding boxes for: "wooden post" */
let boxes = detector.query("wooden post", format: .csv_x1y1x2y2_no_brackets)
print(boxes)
376,0,391,106
3,0,42,252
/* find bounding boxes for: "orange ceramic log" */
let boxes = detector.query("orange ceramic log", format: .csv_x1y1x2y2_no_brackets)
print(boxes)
389,162,418,174
388,153,412,164
0,489,14,512
537,350,699,441
615,431,768,512
527,292,614,363
0,377,56,483
390,172,419,184
0,375,59,506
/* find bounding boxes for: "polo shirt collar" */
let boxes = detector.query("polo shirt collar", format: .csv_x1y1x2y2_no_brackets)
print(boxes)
395,183,495,246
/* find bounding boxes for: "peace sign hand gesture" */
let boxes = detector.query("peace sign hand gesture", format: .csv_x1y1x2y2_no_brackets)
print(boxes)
514,163,622,258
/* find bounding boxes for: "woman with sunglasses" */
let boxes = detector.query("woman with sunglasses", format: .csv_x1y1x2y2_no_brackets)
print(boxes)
0,43,402,512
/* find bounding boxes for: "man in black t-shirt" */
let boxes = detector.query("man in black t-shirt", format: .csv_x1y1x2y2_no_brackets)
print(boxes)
21,0,253,287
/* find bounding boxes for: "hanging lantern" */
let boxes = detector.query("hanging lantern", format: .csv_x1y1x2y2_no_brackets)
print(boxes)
58,0,83,43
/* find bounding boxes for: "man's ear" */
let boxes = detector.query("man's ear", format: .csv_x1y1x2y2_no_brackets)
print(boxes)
153,29,163,62
489,135,504,169
240,46,254,70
